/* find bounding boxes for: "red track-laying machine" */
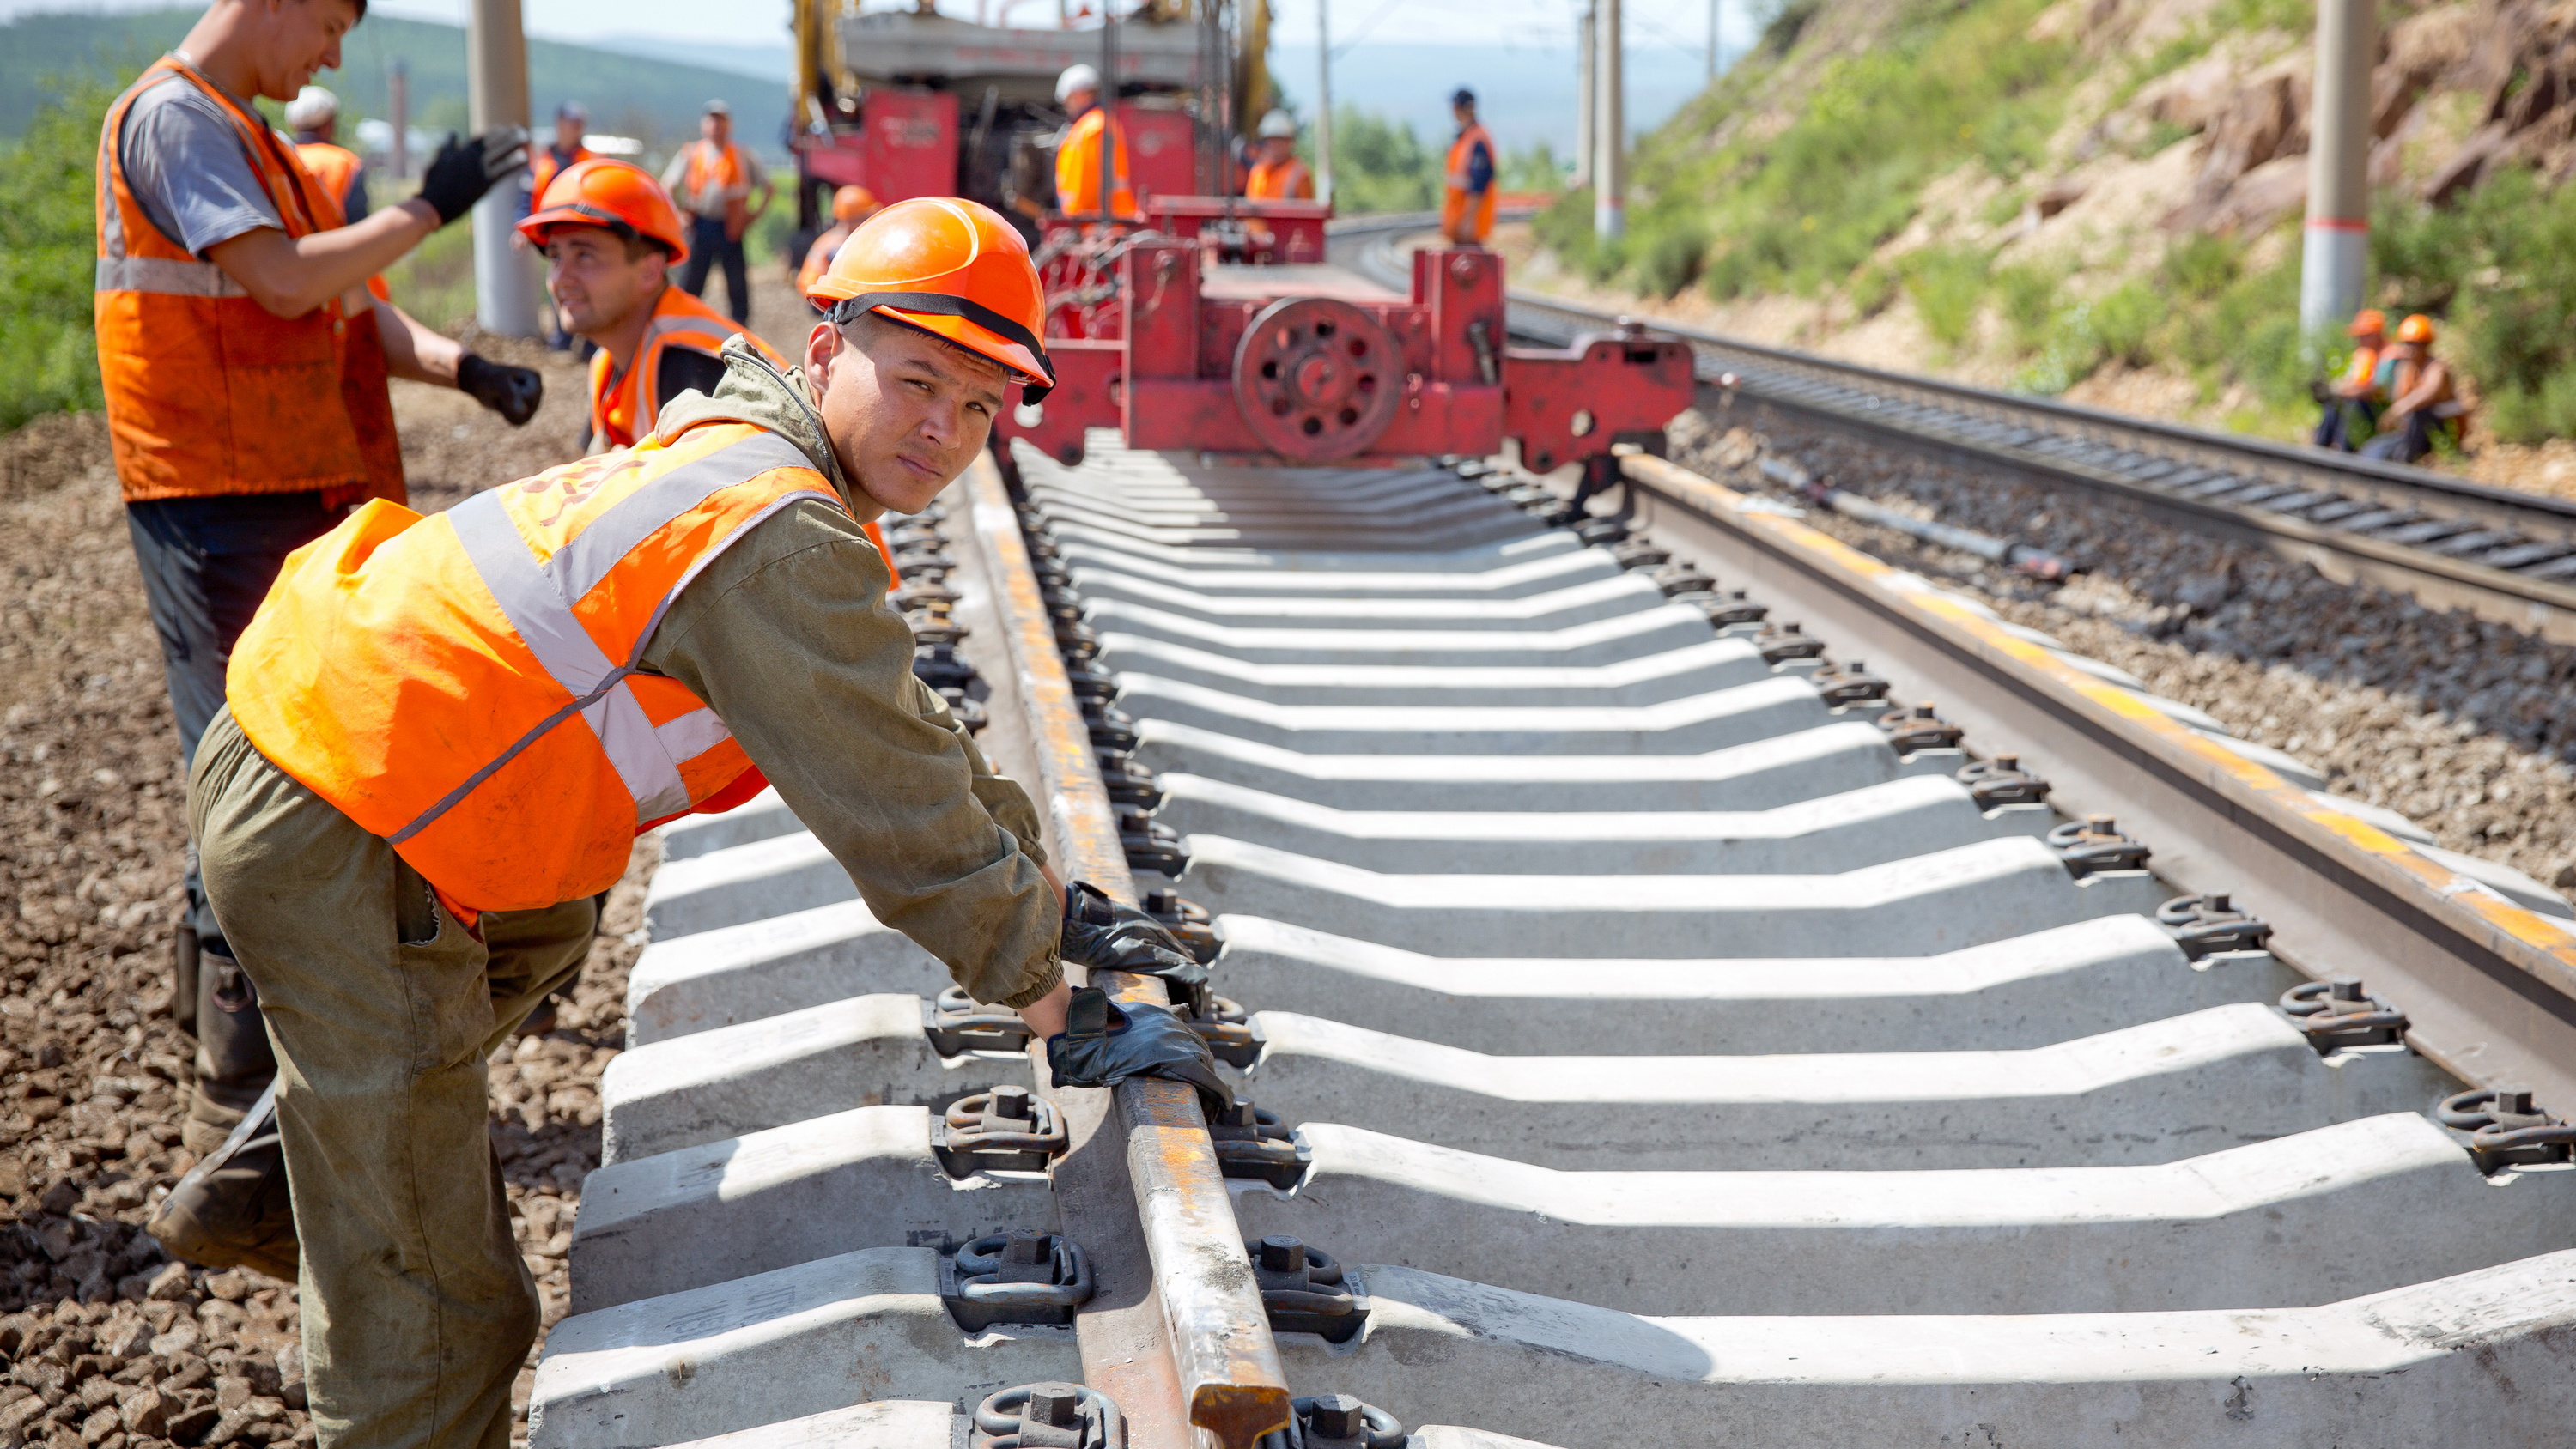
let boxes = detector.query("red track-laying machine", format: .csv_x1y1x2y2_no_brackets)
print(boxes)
995,214,1698,477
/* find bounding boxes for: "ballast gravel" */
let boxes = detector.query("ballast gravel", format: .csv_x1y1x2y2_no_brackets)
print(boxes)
1672,403,2576,888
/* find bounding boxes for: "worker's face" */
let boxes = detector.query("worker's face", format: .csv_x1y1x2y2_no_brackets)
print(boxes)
1065,88,1097,117
702,112,730,142
556,118,586,151
1453,102,1474,128
544,227,664,340
257,0,360,102
808,315,1011,519
1259,136,1295,164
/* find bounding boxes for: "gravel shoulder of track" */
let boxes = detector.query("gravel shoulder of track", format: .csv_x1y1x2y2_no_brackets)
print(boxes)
1678,403,2576,888
0,327,640,1449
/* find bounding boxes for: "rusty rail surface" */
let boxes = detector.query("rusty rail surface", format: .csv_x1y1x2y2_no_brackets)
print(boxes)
1612,448,2576,1107
963,451,1293,1449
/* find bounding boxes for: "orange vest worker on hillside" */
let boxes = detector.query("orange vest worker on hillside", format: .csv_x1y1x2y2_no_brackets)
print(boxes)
94,0,538,1168
1443,86,1497,245
1054,63,1138,219
519,157,783,451
167,197,1212,1447
661,98,773,324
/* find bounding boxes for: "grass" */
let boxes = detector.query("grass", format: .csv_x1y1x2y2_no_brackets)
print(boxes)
0,82,113,431
2374,167,2576,443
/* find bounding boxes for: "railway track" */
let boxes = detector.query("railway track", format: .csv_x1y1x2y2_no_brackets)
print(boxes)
520,263,2576,1447
1336,216,2576,648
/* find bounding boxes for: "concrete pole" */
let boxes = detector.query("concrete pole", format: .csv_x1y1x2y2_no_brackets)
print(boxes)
1315,0,1334,204
1708,0,1718,81
2298,0,2376,336
1572,0,1594,191
468,0,538,336
1594,0,1624,239
387,58,409,181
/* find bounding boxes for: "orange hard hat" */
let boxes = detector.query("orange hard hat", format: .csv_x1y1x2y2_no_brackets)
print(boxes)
2397,313,2437,344
517,158,690,262
832,185,881,222
2347,307,2386,337
806,196,1055,402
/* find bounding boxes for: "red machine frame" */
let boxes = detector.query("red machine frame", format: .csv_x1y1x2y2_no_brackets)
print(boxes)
995,227,1697,474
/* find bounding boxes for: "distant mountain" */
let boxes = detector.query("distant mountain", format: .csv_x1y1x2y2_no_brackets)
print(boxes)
586,34,793,82
1271,41,1716,158
0,7,787,157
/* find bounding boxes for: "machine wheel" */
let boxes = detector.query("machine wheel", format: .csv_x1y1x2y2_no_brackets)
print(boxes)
1232,297,1403,462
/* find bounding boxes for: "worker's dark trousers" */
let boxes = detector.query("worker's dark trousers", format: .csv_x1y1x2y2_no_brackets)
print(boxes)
680,215,751,324
126,490,350,1139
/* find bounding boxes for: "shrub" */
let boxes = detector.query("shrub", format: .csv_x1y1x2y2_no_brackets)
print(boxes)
1327,106,1438,216
1991,261,2060,353
1903,246,1990,350
1631,215,1712,298
0,82,113,430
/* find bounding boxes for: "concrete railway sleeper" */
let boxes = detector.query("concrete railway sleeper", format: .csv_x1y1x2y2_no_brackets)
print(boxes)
531,440,2576,1448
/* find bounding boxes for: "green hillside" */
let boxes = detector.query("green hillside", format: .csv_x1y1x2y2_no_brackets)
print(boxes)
0,8,787,155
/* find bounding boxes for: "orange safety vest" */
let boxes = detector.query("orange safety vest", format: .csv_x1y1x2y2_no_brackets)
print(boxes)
295,141,361,213
228,419,848,915
681,138,751,237
529,143,595,212
1441,122,1497,244
94,57,403,505
589,287,783,452
1056,107,1137,220
1245,156,1314,202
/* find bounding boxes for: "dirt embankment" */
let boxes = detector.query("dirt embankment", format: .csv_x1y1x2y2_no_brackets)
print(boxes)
0,321,663,1447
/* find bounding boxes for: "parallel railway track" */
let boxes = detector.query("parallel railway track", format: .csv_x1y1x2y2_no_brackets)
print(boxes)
522,250,2576,1449
1338,215,2576,646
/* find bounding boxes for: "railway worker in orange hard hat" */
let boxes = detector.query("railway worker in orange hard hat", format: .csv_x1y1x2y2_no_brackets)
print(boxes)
96,0,538,1174
1442,86,1497,245
798,183,884,300
1054,63,1138,220
2362,312,2467,464
2313,307,2387,452
519,157,785,452
1245,109,1315,201
173,195,1210,1446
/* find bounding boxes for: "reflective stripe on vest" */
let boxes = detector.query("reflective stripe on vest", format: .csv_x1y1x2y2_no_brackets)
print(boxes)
228,420,844,911
589,288,778,452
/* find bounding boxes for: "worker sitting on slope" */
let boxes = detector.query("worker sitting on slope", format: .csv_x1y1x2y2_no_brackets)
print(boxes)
2362,313,2468,464
519,157,783,452
2312,308,2386,452
169,195,1214,1447
799,183,883,301
285,83,365,223
1054,63,1137,220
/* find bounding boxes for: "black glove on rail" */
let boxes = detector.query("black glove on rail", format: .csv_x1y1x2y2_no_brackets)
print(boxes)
458,352,543,427
417,126,531,226
1060,880,1210,1016
1045,986,1233,1119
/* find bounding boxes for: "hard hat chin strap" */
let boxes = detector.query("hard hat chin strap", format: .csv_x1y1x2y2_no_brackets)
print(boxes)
829,293,1054,406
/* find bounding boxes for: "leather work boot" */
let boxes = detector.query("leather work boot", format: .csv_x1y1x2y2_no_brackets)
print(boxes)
149,1079,298,1281
172,911,200,1039
183,949,276,1155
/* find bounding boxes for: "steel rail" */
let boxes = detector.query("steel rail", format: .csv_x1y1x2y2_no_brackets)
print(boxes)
1601,446,2576,1108
1327,216,2576,646
963,452,1293,1449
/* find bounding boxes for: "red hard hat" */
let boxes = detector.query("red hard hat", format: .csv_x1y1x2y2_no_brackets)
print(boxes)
517,158,690,263
805,197,1055,402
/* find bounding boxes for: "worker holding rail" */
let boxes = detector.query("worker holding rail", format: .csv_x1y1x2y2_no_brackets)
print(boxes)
94,0,539,1167
1054,63,1138,219
159,197,1213,1447
518,157,783,452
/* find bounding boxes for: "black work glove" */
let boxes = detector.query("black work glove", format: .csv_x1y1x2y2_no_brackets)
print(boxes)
1060,880,1210,1016
417,125,531,226
1045,986,1234,1118
457,352,543,427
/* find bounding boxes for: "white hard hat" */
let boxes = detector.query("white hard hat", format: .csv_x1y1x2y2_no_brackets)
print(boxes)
1257,109,1297,139
284,86,338,131
1055,64,1101,104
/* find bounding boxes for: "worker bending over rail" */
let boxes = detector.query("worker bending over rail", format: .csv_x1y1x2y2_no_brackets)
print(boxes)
95,0,538,1165
163,197,1209,1449
519,157,782,452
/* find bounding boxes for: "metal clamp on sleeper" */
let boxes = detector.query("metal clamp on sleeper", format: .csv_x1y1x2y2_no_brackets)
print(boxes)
1244,1236,1370,1343
1208,1099,1309,1188
924,985,1036,1057
933,1086,1067,1175
942,1228,1095,1331
1255,1397,1406,1449
971,1383,1123,1449
2438,1087,2576,1172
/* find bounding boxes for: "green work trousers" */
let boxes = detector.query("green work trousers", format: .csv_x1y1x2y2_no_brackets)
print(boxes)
189,707,596,1449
